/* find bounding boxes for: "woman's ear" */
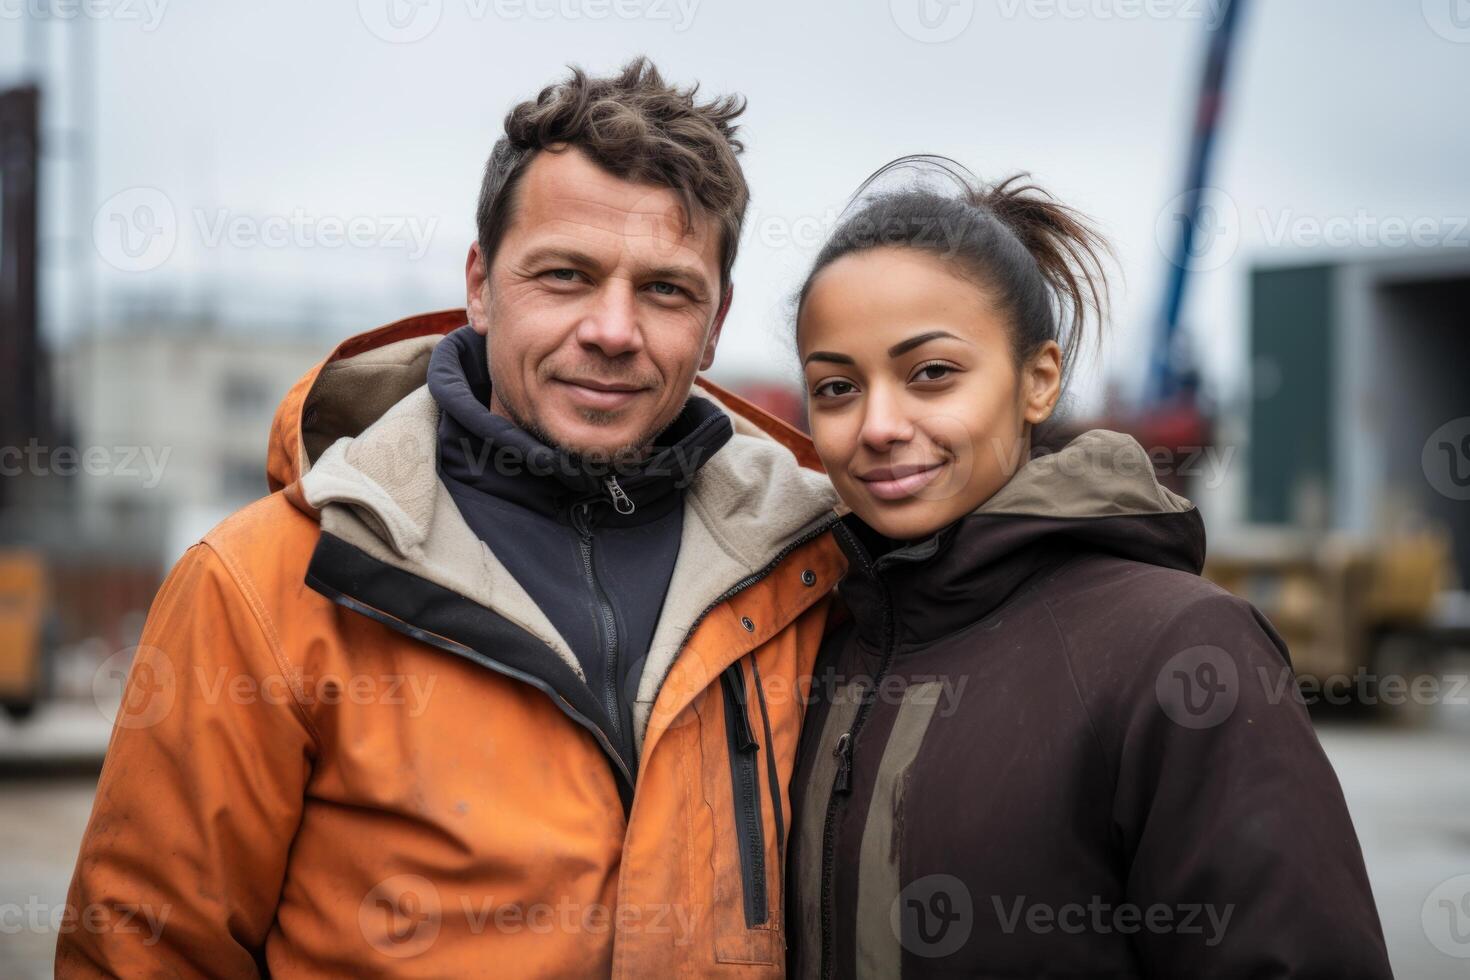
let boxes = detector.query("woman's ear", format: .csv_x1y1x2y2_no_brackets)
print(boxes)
1022,340,1063,425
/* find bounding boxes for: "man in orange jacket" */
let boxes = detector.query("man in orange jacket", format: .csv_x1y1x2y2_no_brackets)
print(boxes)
59,58,846,978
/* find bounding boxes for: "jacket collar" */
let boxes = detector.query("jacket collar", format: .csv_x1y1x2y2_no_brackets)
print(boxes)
285,312,845,752
269,309,833,496
428,325,732,527
835,429,1207,651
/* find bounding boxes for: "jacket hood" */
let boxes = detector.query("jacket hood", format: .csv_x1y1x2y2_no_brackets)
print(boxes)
267,309,829,498
428,324,733,524
837,428,1207,650
271,309,843,751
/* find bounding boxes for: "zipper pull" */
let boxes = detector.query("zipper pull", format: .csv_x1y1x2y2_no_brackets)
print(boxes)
833,731,853,795
570,500,592,537
604,475,635,515
724,665,759,753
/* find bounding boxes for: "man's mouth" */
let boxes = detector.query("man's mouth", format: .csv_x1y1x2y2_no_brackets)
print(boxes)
554,377,650,410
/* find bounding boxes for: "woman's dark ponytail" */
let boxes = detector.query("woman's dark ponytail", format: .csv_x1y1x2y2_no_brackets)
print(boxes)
796,156,1113,435
969,173,1111,382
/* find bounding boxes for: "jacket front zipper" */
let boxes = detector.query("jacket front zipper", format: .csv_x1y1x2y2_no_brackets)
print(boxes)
600,512,836,957
818,521,897,980
748,656,787,874
721,662,768,927
571,499,623,747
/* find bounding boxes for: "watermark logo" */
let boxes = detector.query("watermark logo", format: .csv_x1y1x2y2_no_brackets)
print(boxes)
0,0,170,31
995,0,1227,25
0,898,170,944
192,208,437,259
1154,187,1240,273
487,0,700,31
890,0,975,43
94,187,177,273
193,667,438,716
1256,209,1470,251
1423,417,1470,501
1256,664,1470,710
893,874,973,957
992,895,1232,945
93,188,439,272
93,646,176,730
357,883,697,951
1157,191,1470,272
360,874,443,957
1155,645,1238,729
639,648,710,736
1423,874,1470,958
1423,0,1470,43
359,0,443,42
359,0,698,41
0,440,172,486
622,187,701,267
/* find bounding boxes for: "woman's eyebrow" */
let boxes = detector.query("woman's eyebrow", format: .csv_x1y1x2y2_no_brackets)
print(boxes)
887,330,961,358
802,350,856,366
804,329,965,367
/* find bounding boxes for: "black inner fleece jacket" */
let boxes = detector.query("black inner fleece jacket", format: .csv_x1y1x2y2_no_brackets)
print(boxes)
426,325,733,768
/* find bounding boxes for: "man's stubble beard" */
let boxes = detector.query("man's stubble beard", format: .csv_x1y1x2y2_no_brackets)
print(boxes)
495,372,677,467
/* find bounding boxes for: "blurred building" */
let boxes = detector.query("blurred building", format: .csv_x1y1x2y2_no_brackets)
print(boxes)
50,319,324,567
1212,249,1470,685
1249,249,1470,580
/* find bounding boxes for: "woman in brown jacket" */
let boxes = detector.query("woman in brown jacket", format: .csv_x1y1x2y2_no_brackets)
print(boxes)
787,157,1393,978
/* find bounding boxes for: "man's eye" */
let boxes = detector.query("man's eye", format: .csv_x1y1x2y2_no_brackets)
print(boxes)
547,269,579,282
649,281,681,297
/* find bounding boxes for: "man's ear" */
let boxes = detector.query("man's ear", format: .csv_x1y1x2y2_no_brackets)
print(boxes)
465,242,491,335
699,283,733,372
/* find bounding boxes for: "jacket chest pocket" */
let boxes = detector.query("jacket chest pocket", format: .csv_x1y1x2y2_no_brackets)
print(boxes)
695,657,785,966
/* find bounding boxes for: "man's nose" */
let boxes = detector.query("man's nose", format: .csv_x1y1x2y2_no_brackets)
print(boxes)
575,279,643,358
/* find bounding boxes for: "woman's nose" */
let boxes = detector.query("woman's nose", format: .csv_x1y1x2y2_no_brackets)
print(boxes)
858,385,916,450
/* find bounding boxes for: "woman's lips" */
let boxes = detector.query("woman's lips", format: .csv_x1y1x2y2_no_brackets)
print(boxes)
856,461,948,501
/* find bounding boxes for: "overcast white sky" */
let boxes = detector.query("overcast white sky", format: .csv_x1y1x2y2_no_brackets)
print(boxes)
4,0,1469,412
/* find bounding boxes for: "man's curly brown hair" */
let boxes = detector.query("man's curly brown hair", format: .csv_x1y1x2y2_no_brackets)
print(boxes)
476,57,749,296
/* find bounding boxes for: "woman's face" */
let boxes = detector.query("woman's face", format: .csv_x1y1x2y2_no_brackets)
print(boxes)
798,247,1061,541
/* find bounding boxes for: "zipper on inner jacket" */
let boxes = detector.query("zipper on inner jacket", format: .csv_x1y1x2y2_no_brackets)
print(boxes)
818,521,897,980
604,475,635,515
721,661,768,927
571,499,622,746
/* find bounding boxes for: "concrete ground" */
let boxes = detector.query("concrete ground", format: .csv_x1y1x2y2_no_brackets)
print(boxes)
1,707,1467,978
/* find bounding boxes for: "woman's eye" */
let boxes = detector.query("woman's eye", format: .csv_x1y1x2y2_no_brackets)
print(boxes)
913,362,953,383
813,380,857,398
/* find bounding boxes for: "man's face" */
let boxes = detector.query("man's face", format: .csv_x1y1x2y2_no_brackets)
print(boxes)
465,145,727,461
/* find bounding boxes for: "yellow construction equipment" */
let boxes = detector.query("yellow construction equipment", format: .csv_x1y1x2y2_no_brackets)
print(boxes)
0,549,50,720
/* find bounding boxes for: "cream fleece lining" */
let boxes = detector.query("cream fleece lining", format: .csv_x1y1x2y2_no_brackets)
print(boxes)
299,355,839,750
